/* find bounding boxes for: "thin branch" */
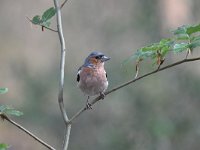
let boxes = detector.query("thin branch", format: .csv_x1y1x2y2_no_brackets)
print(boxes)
63,124,71,150
68,56,200,123
0,114,56,150
61,0,69,9
53,0,71,150
26,17,58,32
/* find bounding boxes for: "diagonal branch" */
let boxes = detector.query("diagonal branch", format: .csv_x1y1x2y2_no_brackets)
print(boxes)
53,0,71,150
68,56,200,123
0,114,56,150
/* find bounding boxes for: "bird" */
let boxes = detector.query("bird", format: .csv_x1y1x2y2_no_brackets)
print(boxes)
77,51,110,109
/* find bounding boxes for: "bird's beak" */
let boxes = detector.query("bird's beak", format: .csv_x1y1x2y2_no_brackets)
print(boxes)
101,55,111,62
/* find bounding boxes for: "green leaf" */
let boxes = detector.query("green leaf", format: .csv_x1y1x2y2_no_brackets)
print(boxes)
172,25,188,35
42,7,56,22
189,41,200,49
41,21,51,28
186,24,200,35
173,24,200,36
124,39,172,64
191,36,200,42
135,50,155,59
176,34,190,41
173,43,189,53
32,15,42,25
0,105,23,117
0,88,8,94
0,143,9,150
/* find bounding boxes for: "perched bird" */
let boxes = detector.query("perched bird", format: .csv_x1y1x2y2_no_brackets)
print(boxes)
77,51,110,109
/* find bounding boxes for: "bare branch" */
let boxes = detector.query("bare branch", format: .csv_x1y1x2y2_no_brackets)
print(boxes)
69,56,200,123
0,114,56,150
26,17,58,32
53,0,71,150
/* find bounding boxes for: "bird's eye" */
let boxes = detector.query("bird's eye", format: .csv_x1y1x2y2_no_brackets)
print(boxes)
95,55,102,59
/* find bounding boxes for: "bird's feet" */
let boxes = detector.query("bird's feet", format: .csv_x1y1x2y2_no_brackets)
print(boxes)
86,96,92,110
86,102,92,110
100,92,105,100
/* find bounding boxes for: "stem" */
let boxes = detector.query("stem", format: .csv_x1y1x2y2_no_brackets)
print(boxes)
1,114,56,150
53,0,71,150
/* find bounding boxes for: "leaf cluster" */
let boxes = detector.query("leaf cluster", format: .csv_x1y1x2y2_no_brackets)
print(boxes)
31,7,56,28
0,105,23,117
0,88,23,117
126,24,200,69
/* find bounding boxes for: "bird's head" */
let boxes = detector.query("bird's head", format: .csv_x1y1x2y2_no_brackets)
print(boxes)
84,51,110,67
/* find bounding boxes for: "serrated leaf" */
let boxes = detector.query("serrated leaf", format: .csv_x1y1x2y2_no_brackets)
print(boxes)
189,41,200,49
32,15,42,25
176,34,189,40
173,43,189,53
135,50,155,59
141,44,159,52
42,7,56,22
172,25,188,35
186,24,200,35
173,24,200,36
191,36,200,42
0,105,23,117
0,143,9,150
0,88,8,94
160,46,170,56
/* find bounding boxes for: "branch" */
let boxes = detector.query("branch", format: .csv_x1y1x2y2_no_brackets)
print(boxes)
0,114,56,150
68,56,200,123
53,0,71,150
61,0,69,9
26,17,58,32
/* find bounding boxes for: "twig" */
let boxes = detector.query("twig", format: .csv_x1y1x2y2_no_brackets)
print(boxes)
61,0,69,9
26,17,58,32
0,114,56,150
68,56,200,123
185,48,192,59
53,0,71,150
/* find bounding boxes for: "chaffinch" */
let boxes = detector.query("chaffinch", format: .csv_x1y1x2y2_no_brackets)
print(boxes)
77,51,110,109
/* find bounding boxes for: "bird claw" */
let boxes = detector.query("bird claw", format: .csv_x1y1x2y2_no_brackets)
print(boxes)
86,102,92,110
100,92,105,100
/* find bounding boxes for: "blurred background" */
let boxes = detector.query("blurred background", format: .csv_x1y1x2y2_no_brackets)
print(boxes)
1,0,200,150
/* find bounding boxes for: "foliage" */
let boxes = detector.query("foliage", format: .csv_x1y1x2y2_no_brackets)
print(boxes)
0,88,8,94
31,7,56,28
0,144,9,150
124,24,200,70
0,105,23,117
0,88,23,117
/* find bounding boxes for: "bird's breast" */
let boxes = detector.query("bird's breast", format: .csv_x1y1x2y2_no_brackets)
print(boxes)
77,67,108,96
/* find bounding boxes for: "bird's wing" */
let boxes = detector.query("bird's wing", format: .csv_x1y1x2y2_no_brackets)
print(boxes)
77,66,82,82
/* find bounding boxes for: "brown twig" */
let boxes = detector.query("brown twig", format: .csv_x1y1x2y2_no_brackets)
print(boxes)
0,114,56,150
61,0,69,9
68,56,200,123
